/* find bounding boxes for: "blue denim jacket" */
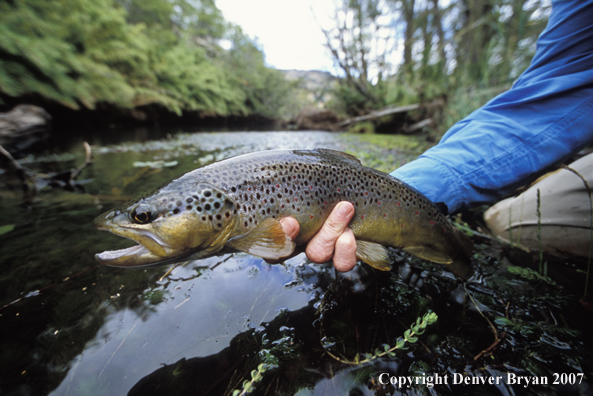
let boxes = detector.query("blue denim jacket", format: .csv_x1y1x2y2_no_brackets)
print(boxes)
391,0,593,214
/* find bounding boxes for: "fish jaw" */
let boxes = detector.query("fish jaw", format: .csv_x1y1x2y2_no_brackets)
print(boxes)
94,210,190,268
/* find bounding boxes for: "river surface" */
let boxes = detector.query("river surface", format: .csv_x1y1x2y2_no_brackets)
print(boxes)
0,130,591,395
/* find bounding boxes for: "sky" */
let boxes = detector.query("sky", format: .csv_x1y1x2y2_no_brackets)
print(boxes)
216,0,337,73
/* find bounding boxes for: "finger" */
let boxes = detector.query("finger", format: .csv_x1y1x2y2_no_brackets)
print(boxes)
264,217,300,264
279,217,299,240
306,201,355,264
333,228,357,272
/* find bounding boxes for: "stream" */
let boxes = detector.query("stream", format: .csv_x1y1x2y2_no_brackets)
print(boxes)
0,130,590,395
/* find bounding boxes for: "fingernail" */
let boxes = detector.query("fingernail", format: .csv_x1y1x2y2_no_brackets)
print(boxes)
336,202,354,217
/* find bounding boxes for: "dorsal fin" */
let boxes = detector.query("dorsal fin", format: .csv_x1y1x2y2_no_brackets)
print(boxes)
294,149,362,166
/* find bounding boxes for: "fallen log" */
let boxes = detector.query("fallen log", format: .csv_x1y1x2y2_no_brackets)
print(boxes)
337,104,420,127
403,118,432,134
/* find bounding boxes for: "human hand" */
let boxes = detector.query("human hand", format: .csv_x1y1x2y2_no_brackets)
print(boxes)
278,201,357,272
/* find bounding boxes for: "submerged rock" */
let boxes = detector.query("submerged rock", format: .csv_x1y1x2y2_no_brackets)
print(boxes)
0,104,52,152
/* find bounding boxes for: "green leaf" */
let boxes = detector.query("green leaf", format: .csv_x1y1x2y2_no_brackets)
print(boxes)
0,225,15,236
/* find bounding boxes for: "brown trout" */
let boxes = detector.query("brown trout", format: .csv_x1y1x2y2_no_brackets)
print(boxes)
94,149,472,270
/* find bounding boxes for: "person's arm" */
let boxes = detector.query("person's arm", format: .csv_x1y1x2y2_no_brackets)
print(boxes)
392,0,593,214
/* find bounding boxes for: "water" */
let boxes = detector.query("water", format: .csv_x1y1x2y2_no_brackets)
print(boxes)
0,130,591,395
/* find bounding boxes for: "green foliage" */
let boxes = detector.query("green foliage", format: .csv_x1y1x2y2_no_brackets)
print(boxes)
507,266,557,285
0,0,139,108
348,121,375,134
324,311,438,365
0,0,292,119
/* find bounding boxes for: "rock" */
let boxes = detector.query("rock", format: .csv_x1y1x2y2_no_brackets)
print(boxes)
0,105,52,151
295,107,340,131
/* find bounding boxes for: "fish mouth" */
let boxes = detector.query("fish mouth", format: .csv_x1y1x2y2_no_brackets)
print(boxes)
95,225,185,268
96,244,150,264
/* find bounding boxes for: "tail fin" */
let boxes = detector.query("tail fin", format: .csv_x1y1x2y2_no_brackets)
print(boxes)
448,228,474,280
454,227,474,263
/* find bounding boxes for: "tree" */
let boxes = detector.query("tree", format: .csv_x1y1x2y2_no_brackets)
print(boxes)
321,0,396,114
0,0,296,120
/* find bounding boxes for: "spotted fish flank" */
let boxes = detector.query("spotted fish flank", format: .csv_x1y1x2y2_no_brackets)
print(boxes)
94,149,472,270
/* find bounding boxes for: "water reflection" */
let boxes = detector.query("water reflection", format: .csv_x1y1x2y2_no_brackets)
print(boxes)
49,256,325,396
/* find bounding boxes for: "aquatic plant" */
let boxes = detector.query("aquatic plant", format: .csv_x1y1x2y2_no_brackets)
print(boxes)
231,363,271,396
322,311,438,365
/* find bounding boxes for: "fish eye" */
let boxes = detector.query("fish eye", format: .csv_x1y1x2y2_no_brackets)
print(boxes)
131,205,153,224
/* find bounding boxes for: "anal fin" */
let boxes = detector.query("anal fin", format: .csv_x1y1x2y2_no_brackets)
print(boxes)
227,218,295,260
403,246,453,264
356,240,392,271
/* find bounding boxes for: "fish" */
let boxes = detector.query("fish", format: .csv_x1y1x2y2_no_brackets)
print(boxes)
94,149,472,271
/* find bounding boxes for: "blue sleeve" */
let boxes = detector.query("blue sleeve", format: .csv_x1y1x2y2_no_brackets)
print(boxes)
390,0,593,214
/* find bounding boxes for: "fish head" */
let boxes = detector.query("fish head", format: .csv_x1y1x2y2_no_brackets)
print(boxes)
94,182,237,267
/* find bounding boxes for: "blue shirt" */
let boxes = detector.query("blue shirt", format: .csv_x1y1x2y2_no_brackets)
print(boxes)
391,0,593,214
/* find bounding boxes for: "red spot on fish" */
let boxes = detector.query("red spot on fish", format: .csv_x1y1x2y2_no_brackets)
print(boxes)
248,187,251,191
309,185,313,189
294,198,298,202
364,192,368,196
310,214,314,219
429,220,436,225
324,201,328,205
361,215,365,219
276,184,280,188
396,202,401,206
383,213,387,218
377,201,381,205
293,175,297,179
401,224,405,229
415,211,420,216
337,188,340,191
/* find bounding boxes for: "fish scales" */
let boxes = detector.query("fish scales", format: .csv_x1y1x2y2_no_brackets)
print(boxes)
94,149,472,270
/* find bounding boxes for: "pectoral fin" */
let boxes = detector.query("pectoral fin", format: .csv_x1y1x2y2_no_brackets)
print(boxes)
403,246,453,264
227,218,295,260
356,240,392,271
